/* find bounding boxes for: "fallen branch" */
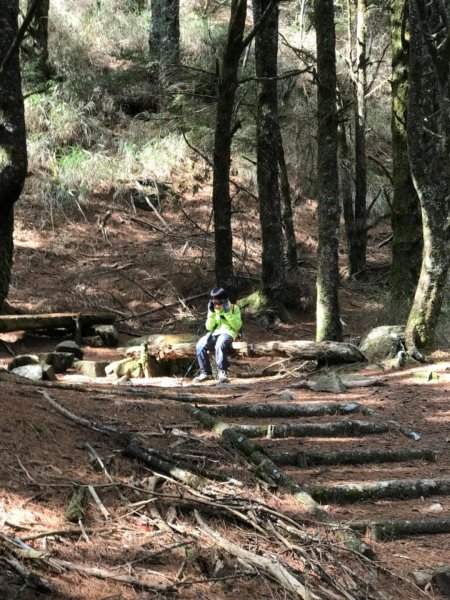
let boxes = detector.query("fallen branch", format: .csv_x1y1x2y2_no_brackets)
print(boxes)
47,557,172,592
194,510,319,600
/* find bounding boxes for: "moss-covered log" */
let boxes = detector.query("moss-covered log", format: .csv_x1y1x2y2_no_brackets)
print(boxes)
269,447,436,468
310,477,450,504
206,402,363,419
232,420,389,439
350,517,450,540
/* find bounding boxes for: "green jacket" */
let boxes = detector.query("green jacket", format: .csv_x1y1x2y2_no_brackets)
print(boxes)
205,303,242,340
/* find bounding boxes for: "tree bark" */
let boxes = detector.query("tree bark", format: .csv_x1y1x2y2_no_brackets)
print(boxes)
314,0,342,341
0,1,27,307
389,0,422,300
254,0,285,310
405,0,450,353
212,0,247,290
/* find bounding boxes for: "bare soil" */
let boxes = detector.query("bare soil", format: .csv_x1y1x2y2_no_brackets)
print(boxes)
1,189,449,599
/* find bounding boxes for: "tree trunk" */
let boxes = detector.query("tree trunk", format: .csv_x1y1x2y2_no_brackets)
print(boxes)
405,0,450,354
212,0,247,290
314,0,342,341
349,0,368,277
231,419,390,439
0,1,27,308
351,517,450,541
149,0,179,66
277,129,298,275
27,0,50,77
254,0,285,310
389,0,422,300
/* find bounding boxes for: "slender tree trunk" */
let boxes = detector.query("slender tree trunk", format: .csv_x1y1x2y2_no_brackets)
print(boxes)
350,0,367,277
0,1,27,307
149,0,180,66
389,0,422,300
27,0,50,77
315,0,342,341
405,0,450,354
253,0,285,310
212,0,247,290
277,127,299,276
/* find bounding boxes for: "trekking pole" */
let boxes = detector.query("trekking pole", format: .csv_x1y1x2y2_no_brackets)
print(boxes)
184,332,212,378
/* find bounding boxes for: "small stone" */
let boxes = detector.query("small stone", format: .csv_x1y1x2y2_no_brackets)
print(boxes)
55,340,83,360
39,352,75,373
8,355,40,371
73,360,108,378
89,325,119,347
42,364,57,381
11,364,44,381
278,389,294,401
309,372,347,393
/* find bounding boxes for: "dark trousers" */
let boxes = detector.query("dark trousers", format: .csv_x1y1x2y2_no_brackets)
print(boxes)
196,333,233,373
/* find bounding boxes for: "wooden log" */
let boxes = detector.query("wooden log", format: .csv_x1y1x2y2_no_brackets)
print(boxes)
232,420,390,439
127,338,365,365
269,447,437,467
349,517,450,541
184,404,374,557
309,477,450,504
206,402,364,419
0,312,115,333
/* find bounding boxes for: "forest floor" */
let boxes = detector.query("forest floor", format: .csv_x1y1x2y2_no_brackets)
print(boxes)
1,185,450,600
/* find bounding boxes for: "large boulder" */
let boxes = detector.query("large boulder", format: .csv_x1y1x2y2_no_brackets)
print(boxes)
11,364,44,381
359,326,405,361
55,340,83,360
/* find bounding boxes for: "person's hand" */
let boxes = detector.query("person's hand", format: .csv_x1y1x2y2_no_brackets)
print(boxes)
208,300,214,312
222,299,230,313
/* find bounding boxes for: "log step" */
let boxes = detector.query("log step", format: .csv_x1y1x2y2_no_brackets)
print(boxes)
206,401,364,419
309,477,450,504
269,447,436,467
232,419,390,439
349,517,450,540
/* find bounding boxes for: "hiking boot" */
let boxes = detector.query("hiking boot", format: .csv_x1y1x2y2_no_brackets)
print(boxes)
193,371,211,383
218,370,229,383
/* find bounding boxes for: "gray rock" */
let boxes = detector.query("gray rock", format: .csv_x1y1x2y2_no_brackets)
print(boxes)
359,325,405,361
39,352,75,373
42,364,57,381
8,354,40,371
11,364,44,381
73,360,108,378
82,335,105,348
55,340,83,360
278,389,295,401
89,325,119,347
309,372,347,393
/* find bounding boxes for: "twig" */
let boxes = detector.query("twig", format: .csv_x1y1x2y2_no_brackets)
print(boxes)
46,558,172,592
88,485,110,520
